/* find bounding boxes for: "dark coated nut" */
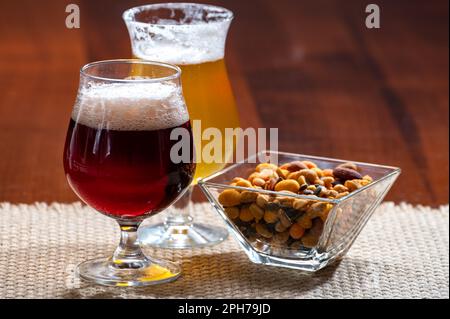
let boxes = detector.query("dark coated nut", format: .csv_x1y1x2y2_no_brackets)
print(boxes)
333,167,363,181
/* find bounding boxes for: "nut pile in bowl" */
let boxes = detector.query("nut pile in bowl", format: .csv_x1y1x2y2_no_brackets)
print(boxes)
218,161,373,250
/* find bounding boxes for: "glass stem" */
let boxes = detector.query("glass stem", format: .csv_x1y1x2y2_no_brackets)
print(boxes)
164,185,194,228
112,221,148,269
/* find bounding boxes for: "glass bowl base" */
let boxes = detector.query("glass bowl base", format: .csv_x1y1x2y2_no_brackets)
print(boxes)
138,223,228,249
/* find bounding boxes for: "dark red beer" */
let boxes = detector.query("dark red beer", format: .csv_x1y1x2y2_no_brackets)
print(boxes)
63,119,194,219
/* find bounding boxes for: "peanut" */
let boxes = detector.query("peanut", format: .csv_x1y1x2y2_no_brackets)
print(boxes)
297,214,313,229
276,167,289,179
255,223,273,238
224,207,240,219
289,223,305,239
252,177,265,187
313,179,324,186
259,168,278,180
322,169,334,177
276,195,296,207
293,199,309,210
255,163,278,172
307,202,331,219
335,191,349,199
273,231,290,243
312,167,323,177
264,209,279,224
239,206,254,222
328,190,339,198
333,184,349,193
274,179,300,193
301,219,324,248
256,194,270,208
275,221,288,233
249,203,264,221
218,189,241,207
235,179,253,188
344,180,362,192
247,172,260,183
240,191,258,203
359,179,371,186
322,176,335,189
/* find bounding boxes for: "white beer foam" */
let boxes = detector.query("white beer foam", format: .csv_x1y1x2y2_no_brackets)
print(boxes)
124,4,232,65
72,82,189,131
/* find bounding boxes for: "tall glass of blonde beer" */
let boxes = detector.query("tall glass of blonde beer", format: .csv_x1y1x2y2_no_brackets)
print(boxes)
123,3,240,248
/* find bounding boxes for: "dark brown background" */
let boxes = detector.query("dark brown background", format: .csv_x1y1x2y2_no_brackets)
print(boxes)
0,0,448,206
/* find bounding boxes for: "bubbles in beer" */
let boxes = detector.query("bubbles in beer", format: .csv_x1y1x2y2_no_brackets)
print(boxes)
72,82,189,131
124,3,233,65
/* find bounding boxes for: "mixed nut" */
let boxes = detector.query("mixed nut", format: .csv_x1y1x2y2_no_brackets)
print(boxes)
218,160,373,251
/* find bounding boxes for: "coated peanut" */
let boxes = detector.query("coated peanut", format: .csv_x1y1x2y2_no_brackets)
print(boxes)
274,179,300,193
218,189,241,207
239,206,254,222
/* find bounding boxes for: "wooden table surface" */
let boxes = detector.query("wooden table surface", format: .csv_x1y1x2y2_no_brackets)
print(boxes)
0,0,448,206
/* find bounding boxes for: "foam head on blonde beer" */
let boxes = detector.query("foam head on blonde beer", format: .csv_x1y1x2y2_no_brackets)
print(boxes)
124,3,240,183
64,67,194,218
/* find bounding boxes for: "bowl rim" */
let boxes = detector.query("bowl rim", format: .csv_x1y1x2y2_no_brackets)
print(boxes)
198,150,401,204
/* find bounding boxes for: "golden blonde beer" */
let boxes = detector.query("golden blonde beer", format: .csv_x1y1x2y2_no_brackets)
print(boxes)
172,60,239,181
125,3,239,183
124,3,236,248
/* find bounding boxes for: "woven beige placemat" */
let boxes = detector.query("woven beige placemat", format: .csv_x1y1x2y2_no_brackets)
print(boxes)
0,201,448,299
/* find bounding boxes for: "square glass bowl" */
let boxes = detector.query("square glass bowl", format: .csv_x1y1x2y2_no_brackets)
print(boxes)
198,151,400,272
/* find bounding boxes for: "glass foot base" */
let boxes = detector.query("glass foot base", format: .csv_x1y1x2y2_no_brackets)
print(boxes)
77,257,181,287
138,223,228,249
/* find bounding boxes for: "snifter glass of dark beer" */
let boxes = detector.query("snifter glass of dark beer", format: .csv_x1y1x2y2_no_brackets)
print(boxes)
123,3,239,249
63,59,195,286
